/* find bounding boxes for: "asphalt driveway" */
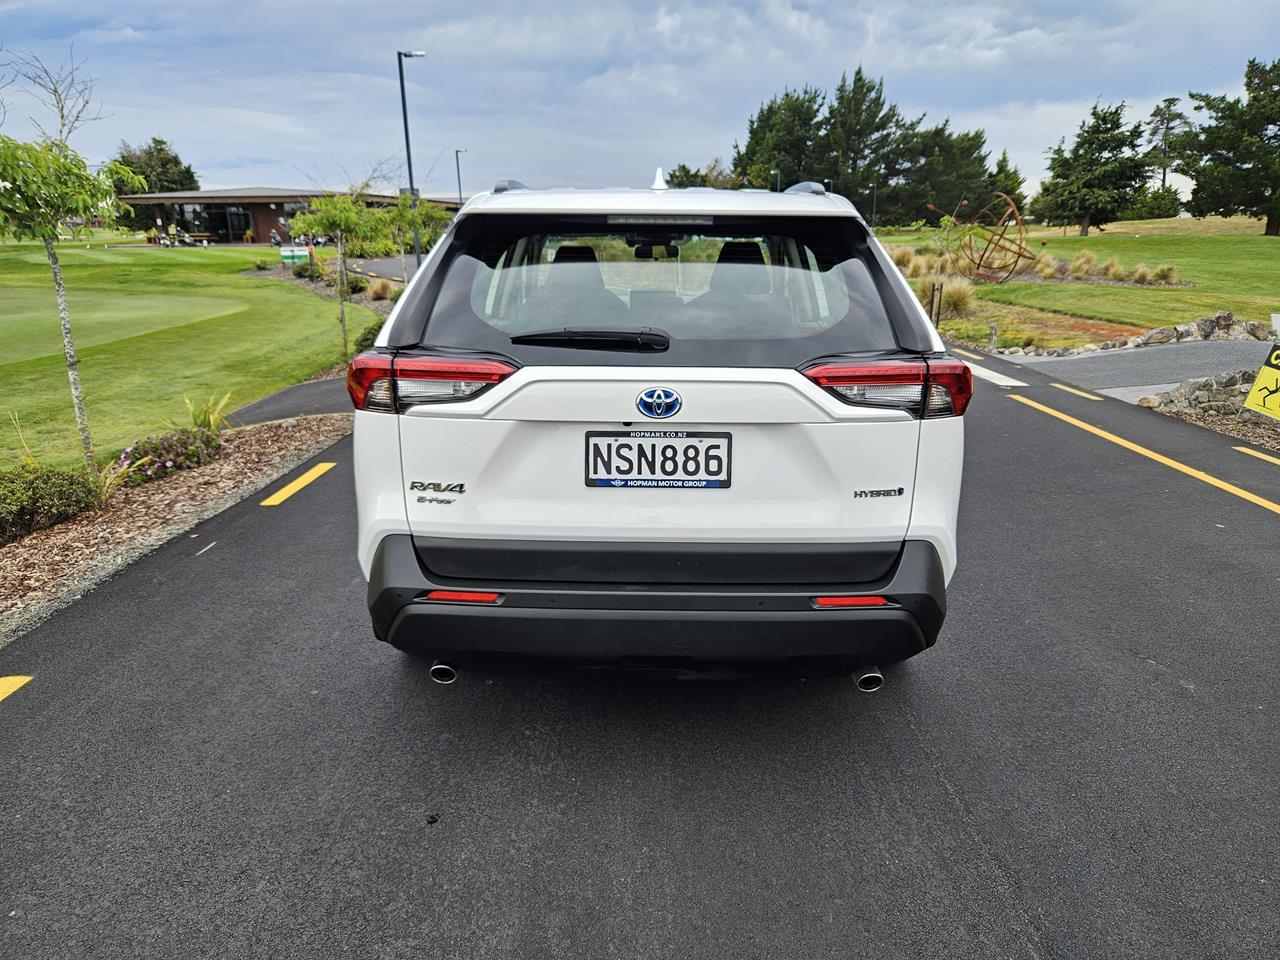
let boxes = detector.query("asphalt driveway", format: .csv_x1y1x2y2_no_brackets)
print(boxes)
2,355,1278,959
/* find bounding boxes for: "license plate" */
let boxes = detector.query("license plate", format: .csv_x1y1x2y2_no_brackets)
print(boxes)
585,430,732,488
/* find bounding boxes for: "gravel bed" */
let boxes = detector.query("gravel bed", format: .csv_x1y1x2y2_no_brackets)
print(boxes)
0,414,352,649
1166,409,1280,452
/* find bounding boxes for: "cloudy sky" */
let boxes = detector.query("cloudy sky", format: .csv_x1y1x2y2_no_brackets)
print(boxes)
1,0,1275,198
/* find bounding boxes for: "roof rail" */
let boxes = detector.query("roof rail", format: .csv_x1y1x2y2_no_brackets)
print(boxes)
783,181,827,196
492,179,529,194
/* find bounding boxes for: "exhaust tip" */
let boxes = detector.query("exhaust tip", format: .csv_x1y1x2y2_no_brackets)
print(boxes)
429,662,458,685
855,667,884,693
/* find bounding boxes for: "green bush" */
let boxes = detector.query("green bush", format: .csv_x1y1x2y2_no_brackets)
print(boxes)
354,321,383,353
1152,263,1178,283
253,258,271,270
345,236,398,258
0,464,99,545
119,428,220,486
1118,185,1182,221
292,260,323,280
346,274,368,295
368,278,392,301
388,285,405,303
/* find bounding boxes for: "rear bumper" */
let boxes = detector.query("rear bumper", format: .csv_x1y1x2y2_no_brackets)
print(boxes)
367,535,946,673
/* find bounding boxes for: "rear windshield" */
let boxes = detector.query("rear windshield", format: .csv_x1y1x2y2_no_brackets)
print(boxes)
417,215,903,366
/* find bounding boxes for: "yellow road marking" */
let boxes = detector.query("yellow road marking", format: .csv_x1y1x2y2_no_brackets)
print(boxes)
0,676,33,703
1009,396,1280,516
952,348,983,360
260,462,337,506
1234,446,1280,467
1050,383,1103,401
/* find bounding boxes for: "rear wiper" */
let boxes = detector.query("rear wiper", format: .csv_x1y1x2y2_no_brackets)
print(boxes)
509,327,670,351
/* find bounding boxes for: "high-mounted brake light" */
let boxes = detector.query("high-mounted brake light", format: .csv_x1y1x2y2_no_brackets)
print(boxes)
347,353,516,412
418,590,503,604
812,595,891,608
803,357,971,417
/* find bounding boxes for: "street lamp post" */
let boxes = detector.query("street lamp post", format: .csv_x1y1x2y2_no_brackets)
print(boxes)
397,50,426,267
770,168,781,192
454,148,466,208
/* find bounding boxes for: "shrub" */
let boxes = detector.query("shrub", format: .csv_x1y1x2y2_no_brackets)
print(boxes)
354,321,383,354
346,274,368,295
939,277,976,319
1035,261,1058,279
388,285,405,303
1069,250,1097,278
292,260,323,280
183,393,233,433
1130,263,1152,284
345,236,398,259
369,278,393,301
119,428,220,486
890,247,914,270
1102,257,1126,281
253,258,271,270
0,464,99,545
913,275,942,311
1152,264,1178,283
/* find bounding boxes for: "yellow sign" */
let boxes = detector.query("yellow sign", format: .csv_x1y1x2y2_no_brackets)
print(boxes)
1243,346,1280,421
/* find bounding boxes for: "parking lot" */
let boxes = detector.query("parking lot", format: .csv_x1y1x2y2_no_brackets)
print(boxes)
1,353,1277,958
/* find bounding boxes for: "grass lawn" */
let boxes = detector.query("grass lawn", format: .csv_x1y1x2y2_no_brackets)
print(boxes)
884,216,1278,347
979,217,1277,330
0,236,377,467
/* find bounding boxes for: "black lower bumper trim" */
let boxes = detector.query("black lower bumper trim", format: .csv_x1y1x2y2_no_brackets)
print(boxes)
368,535,946,671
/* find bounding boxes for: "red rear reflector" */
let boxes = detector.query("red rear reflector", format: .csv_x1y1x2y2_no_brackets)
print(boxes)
813,595,891,608
420,590,503,604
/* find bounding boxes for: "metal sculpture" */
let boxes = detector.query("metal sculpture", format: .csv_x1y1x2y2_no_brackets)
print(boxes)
958,192,1036,282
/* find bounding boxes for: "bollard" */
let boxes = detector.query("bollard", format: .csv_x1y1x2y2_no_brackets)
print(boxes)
988,322,997,351
1272,313,1279,337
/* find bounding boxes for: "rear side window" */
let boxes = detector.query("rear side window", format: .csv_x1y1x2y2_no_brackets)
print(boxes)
419,215,904,366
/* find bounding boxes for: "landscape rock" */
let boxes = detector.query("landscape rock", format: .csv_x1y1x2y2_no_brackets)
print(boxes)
1127,336,1145,348
1080,343,1099,352
1174,323,1197,341
1144,327,1176,345
1245,321,1271,340
1195,316,1217,339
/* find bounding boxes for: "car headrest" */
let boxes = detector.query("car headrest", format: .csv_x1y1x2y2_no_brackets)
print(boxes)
710,241,770,294
553,245,598,264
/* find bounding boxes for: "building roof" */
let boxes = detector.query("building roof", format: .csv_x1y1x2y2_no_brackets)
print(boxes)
117,187,406,205
458,185,860,219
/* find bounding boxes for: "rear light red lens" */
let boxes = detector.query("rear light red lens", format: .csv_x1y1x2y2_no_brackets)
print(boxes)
813,595,891,608
419,590,503,604
804,360,927,410
347,352,393,410
346,353,516,412
926,358,973,417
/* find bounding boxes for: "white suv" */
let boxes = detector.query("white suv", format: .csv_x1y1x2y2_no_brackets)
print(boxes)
349,176,970,684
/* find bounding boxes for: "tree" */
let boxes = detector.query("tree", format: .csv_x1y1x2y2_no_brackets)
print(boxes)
732,86,826,189
291,193,386,358
1032,103,1148,235
2,46,101,143
387,192,450,280
988,149,1028,212
111,137,199,229
878,121,990,225
1143,97,1191,189
1117,184,1182,221
665,157,740,189
1179,58,1280,236
819,68,913,214
0,136,142,469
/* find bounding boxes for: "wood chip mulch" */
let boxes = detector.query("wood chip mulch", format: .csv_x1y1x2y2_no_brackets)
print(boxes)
0,414,353,647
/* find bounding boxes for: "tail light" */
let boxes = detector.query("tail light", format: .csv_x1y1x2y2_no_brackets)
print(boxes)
417,590,503,604
803,357,971,418
347,353,516,412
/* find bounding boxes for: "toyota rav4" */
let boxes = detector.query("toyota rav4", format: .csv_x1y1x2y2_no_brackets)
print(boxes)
349,175,970,684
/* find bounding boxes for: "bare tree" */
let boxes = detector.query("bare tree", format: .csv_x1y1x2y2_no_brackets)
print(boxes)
0,47,13,129
3,45,103,143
